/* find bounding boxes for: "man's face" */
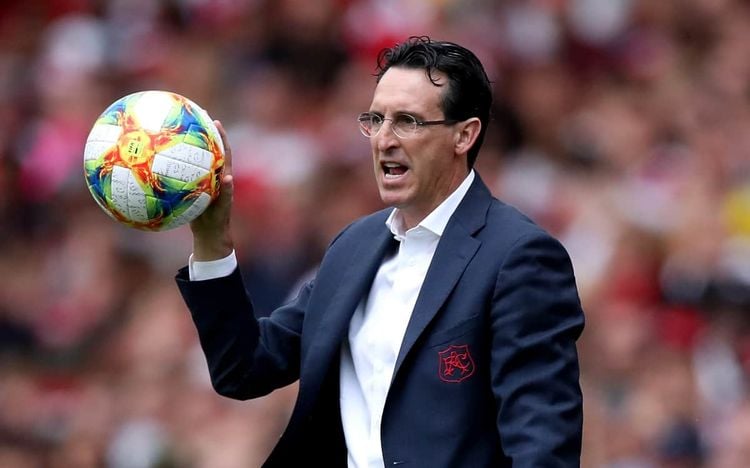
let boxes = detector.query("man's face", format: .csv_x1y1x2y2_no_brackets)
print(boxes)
368,67,469,229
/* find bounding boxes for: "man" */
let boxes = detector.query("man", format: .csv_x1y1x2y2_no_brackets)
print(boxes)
177,36,585,467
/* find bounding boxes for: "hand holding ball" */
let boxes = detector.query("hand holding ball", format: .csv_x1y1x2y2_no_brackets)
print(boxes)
83,91,225,231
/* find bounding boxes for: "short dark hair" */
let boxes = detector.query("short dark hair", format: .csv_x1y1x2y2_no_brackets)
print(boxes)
375,36,492,168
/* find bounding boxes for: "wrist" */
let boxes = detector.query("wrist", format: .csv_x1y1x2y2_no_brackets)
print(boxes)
192,233,234,261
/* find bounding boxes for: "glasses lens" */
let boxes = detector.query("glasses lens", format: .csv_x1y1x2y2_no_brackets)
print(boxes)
358,113,381,137
392,114,418,138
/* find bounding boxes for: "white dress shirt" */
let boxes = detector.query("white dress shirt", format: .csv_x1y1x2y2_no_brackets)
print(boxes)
340,171,474,468
189,171,476,468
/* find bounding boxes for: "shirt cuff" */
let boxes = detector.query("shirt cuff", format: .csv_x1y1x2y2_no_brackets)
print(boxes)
189,250,238,281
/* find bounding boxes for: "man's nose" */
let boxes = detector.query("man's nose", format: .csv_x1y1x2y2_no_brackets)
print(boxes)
375,120,399,151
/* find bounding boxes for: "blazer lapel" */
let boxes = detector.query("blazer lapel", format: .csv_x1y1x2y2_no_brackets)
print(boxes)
300,221,396,391
392,176,492,381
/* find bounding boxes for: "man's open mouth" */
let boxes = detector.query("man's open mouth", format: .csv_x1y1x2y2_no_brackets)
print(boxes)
382,162,408,178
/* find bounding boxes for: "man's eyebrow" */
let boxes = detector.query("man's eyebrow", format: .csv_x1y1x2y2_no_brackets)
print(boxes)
396,110,428,120
369,109,427,119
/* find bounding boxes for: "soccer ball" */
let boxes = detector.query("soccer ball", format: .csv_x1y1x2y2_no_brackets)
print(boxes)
83,90,224,231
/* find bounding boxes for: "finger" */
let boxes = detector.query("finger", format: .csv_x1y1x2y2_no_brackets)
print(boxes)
220,173,234,206
214,120,233,177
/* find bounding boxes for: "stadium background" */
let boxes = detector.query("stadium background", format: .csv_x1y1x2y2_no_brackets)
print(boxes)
1,0,750,466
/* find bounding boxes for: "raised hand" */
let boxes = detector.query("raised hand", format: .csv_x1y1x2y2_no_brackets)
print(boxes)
190,120,235,261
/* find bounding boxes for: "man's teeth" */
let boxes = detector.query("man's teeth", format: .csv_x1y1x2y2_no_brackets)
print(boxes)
384,162,406,177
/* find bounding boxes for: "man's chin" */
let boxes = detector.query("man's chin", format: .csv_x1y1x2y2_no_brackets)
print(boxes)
378,189,408,209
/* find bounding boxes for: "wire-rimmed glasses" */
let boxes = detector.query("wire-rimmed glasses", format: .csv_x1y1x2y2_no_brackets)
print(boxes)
357,112,459,138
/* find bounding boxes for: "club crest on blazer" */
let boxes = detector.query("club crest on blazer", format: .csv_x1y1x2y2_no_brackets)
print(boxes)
438,344,476,383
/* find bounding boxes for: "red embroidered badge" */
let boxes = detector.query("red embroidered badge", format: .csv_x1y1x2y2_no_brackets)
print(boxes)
438,344,476,382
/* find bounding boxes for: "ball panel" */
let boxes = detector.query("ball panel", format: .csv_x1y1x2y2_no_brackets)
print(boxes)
156,143,214,171
126,171,149,223
190,106,224,155
162,96,205,145
84,163,110,211
87,124,123,144
203,113,224,156
84,141,114,162
89,187,118,221
164,192,212,229
144,195,164,227
110,165,133,219
95,97,131,126
181,123,213,152
151,154,209,183
133,91,176,133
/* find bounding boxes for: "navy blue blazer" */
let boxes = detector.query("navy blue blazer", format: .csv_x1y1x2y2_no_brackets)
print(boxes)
176,175,585,467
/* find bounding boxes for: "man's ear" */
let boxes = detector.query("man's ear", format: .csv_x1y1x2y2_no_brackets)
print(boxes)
454,118,481,156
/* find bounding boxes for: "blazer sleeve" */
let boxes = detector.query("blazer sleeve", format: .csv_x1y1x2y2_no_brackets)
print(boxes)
490,232,585,467
175,267,310,399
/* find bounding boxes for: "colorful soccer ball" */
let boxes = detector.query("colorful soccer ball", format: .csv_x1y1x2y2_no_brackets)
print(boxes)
83,90,224,231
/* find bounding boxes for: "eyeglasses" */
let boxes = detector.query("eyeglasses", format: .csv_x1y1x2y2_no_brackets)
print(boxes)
357,112,459,139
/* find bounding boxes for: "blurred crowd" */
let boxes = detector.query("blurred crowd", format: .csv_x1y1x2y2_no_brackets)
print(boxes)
1,0,750,466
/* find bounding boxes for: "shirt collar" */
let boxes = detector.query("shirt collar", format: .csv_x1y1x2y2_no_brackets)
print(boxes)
385,170,475,240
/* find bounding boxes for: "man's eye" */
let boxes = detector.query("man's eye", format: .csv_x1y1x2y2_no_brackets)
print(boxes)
394,115,416,125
